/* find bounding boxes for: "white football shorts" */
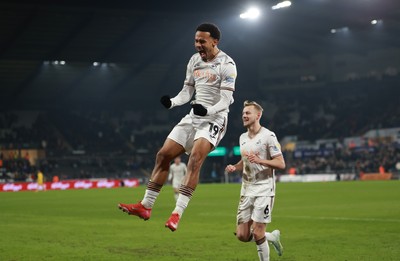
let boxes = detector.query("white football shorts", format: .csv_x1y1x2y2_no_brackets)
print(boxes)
172,176,185,189
168,112,228,154
236,196,275,224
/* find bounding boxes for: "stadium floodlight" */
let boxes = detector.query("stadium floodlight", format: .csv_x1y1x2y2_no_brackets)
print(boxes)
93,62,99,66
371,19,382,25
330,26,349,34
240,7,260,19
271,1,291,10
51,60,66,65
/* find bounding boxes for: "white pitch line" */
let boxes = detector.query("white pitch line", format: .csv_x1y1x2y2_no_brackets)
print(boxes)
276,215,400,223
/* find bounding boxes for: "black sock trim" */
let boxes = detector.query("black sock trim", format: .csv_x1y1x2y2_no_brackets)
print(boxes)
256,236,266,245
147,180,162,193
179,185,195,198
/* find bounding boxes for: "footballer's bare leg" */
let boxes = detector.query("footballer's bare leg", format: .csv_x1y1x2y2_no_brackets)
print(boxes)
236,221,283,257
252,222,270,261
149,138,185,186
166,138,212,231
118,139,184,219
184,138,212,188
236,221,254,242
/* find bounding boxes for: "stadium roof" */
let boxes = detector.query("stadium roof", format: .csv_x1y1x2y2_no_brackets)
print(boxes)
1,0,399,109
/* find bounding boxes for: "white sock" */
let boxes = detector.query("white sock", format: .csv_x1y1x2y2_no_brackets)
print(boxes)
256,237,270,261
141,189,159,208
174,192,179,201
250,232,273,243
173,194,191,216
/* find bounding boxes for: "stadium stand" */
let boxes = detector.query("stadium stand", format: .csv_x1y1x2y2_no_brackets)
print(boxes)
1,75,399,183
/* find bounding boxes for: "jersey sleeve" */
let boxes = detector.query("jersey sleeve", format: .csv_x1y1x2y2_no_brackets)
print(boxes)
170,56,196,108
239,134,245,157
206,89,233,115
267,132,282,158
220,59,237,91
183,55,195,88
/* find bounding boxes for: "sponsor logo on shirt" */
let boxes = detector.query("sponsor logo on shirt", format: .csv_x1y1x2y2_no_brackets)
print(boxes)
194,69,217,82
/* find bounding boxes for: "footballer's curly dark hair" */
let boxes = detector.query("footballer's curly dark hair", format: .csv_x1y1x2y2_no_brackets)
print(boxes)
196,23,221,40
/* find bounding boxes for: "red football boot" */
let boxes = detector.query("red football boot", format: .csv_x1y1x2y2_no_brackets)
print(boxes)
165,213,180,232
118,202,152,220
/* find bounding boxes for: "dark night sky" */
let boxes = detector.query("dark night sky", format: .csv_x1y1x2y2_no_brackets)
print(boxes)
0,0,399,109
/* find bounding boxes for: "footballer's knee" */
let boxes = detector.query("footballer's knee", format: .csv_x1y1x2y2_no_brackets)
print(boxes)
253,231,265,242
236,231,252,242
155,149,174,165
252,224,266,241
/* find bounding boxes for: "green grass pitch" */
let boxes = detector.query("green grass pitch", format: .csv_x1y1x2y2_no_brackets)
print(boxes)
1,180,399,260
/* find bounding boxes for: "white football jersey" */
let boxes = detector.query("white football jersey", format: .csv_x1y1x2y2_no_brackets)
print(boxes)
169,162,187,188
239,127,282,197
184,50,237,113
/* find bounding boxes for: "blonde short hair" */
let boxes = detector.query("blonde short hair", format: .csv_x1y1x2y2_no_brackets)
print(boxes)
243,100,263,112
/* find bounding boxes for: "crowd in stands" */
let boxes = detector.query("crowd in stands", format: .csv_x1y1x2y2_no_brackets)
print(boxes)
285,140,400,176
0,78,399,183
